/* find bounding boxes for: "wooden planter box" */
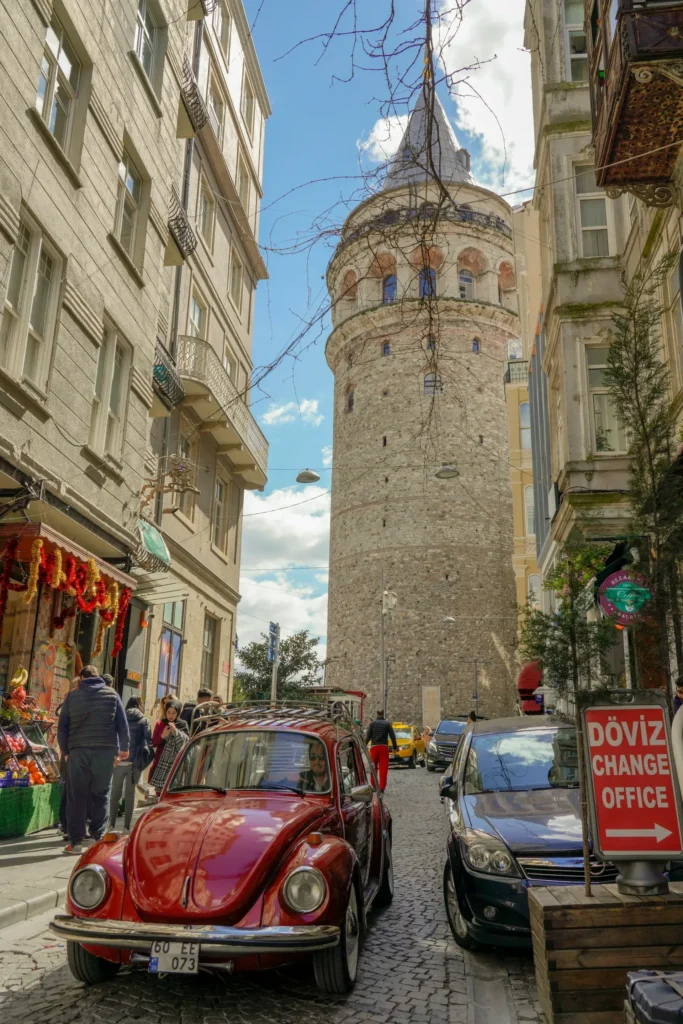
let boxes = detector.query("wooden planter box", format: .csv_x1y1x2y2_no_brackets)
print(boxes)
529,882,683,1024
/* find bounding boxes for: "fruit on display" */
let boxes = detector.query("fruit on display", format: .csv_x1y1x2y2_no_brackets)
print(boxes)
14,757,46,785
0,731,25,755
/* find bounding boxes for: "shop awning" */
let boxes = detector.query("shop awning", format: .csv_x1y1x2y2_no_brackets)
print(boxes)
0,522,136,590
134,519,171,573
129,569,189,605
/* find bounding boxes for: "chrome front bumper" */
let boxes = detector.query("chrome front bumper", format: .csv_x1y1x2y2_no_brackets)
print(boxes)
50,915,340,955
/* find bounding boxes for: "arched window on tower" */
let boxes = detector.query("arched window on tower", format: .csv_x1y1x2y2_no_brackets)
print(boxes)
472,338,480,353
382,341,391,356
459,270,474,300
382,274,397,304
419,267,436,298
427,337,436,352
346,389,355,413
424,372,443,396
525,485,536,536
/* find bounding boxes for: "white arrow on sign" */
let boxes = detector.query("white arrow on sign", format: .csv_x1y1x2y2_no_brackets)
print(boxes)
605,824,673,843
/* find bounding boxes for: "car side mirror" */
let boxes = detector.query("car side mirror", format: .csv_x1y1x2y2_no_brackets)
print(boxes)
439,775,458,800
350,783,373,804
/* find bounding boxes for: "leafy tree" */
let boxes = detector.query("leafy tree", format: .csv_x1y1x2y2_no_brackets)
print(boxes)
234,629,323,703
603,250,683,684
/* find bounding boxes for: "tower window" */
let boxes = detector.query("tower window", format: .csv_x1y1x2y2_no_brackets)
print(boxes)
382,275,397,305
383,436,387,447
472,338,480,353
419,268,436,298
424,372,443,396
347,389,355,413
382,389,388,396
427,337,436,352
459,270,474,299
384,476,388,483
382,518,386,527
382,341,390,356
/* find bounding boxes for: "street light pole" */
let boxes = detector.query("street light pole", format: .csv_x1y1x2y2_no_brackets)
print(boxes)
268,621,280,707
380,569,385,715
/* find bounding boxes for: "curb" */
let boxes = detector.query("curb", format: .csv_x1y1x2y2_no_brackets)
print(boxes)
0,884,66,931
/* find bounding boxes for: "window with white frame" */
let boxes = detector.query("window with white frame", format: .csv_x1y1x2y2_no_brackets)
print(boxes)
115,151,143,261
213,0,231,58
229,249,243,311
228,482,241,561
208,70,225,143
189,290,207,338
89,327,129,457
0,218,61,388
222,344,236,382
564,0,588,82
670,261,683,371
176,424,197,519
241,73,255,137
459,269,474,299
36,15,81,154
524,485,536,536
574,166,610,258
134,0,157,81
628,192,639,231
520,402,531,449
212,473,229,551
236,154,250,213
587,346,627,453
198,176,215,249
200,614,217,689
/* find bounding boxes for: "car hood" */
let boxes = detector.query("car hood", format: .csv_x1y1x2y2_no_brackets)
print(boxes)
126,793,327,923
462,788,584,853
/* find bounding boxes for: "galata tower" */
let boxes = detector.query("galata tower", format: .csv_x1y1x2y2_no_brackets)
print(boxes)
324,84,520,726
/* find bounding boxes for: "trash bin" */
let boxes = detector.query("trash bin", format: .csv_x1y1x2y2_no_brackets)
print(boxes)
628,971,683,1022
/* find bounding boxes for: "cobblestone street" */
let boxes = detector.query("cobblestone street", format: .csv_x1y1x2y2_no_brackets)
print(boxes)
0,770,542,1024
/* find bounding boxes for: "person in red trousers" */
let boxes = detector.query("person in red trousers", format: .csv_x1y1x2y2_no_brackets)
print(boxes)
365,710,398,792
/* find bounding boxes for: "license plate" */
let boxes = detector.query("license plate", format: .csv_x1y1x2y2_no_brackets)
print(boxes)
148,940,199,974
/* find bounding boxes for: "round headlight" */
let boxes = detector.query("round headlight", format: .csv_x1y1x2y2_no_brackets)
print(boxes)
70,866,108,910
282,867,327,913
490,849,513,873
467,844,491,871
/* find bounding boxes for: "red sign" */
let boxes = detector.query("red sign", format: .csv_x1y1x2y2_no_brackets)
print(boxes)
585,705,683,859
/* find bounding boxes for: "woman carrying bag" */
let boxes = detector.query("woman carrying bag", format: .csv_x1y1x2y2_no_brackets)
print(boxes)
150,699,188,796
108,696,153,832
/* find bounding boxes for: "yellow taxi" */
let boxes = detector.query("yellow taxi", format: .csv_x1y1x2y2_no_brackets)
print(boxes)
390,723,426,769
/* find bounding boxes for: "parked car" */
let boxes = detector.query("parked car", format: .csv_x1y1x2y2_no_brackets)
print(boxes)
426,717,470,771
50,707,393,993
440,716,618,949
390,723,425,768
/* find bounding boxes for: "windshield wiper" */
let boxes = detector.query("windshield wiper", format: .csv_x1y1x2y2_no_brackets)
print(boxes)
257,784,304,796
171,784,227,794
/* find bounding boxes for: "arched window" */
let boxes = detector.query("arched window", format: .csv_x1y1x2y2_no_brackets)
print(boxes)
472,338,480,353
520,402,531,449
346,389,355,413
339,269,358,300
459,270,474,299
528,574,541,608
382,341,391,356
424,372,443,396
427,337,436,351
524,485,535,536
419,267,436,298
382,274,397,304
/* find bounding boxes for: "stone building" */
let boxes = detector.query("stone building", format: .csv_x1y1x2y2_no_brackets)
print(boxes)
0,0,268,715
325,90,519,726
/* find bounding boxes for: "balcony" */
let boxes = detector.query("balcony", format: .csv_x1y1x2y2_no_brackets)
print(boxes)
588,0,683,204
175,335,268,490
151,340,185,416
504,359,529,385
178,56,208,137
165,184,197,266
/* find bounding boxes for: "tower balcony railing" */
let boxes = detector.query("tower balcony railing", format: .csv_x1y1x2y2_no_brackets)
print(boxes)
175,335,268,488
504,359,529,385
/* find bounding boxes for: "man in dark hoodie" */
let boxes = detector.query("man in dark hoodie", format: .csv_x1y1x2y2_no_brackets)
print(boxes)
58,664,129,854
108,695,152,832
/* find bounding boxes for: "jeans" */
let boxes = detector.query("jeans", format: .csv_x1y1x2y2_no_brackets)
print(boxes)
66,747,117,845
108,762,140,829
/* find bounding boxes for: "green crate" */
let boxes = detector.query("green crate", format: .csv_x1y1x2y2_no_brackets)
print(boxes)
0,782,61,838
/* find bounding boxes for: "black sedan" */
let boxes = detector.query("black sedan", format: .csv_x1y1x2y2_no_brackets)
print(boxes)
439,716,619,949
425,717,469,772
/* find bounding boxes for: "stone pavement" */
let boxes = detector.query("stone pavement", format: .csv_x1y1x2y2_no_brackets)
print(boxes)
0,768,544,1024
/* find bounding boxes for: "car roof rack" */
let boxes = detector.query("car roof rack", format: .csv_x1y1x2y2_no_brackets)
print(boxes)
189,699,364,741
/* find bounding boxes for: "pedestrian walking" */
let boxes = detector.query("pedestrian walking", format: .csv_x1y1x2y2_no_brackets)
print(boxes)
150,699,188,795
467,711,477,724
108,696,152,832
365,710,398,793
421,725,432,750
57,665,129,854
674,678,683,714
180,686,213,732
150,695,172,776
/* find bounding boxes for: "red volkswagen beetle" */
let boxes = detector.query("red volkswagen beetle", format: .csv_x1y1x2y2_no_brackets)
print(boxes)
50,706,393,993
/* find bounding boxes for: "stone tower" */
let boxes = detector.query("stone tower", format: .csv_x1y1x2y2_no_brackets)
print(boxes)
324,88,520,726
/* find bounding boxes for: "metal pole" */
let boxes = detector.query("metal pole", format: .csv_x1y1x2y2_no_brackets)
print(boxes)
623,627,632,689
270,623,280,708
473,659,478,707
380,568,385,716
575,708,593,897
384,656,389,718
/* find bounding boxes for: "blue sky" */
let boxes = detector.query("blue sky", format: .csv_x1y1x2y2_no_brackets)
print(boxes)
236,0,533,659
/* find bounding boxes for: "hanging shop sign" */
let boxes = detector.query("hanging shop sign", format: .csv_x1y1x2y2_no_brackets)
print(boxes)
598,569,653,625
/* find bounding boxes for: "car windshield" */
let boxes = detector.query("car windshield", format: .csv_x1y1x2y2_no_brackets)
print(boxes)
436,720,466,738
395,729,412,740
168,730,332,795
463,727,579,794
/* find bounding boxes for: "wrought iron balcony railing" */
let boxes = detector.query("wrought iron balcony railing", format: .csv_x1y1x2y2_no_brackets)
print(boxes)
152,340,185,410
180,55,209,133
504,359,529,385
175,335,268,479
167,184,197,263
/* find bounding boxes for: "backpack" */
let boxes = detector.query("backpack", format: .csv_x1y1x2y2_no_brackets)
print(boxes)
133,716,154,772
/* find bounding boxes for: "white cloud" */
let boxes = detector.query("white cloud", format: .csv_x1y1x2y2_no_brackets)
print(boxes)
321,445,333,467
357,113,409,164
237,575,328,661
261,398,323,428
240,485,330,573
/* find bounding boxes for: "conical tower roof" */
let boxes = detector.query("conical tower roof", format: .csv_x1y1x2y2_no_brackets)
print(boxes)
382,89,474,191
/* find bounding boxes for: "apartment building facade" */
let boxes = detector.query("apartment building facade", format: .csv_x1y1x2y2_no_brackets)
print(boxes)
0,0,269,718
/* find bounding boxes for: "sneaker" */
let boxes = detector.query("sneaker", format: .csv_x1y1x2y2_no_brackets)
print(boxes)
63,843,83,855
121,826,130,834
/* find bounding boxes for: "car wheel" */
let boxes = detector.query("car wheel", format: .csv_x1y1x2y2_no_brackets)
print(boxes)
67,941,120,985
443,861,479,950
314,883,361,993
374,834,394,908
409,752,417,769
